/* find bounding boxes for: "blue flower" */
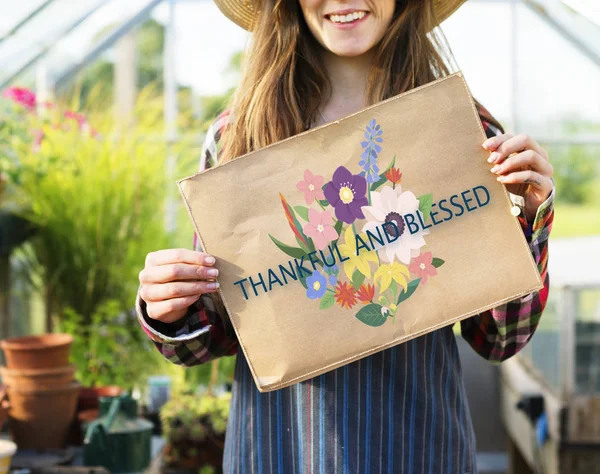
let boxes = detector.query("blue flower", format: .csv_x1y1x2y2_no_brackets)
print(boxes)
306,271,327,299
324,264,339,276
359,119,383,184
329,275,338,286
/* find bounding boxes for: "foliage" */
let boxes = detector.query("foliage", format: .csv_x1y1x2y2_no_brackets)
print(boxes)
58,300,160,389
160,393,231,471
545,143,599,205
0,86,197,326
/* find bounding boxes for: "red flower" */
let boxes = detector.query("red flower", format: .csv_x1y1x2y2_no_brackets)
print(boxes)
2,87,37,110
384,167,402,185
408,252,437,285
356,283,375,304
334,281,358,309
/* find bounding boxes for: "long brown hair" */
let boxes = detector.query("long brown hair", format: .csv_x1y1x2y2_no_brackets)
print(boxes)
221,0,503,162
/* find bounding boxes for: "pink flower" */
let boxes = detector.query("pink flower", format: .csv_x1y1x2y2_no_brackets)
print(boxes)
303,209,338,251
64,110,87,128
33,130,44,151
408,252,437,284
2,87,36,110
297,169,325,205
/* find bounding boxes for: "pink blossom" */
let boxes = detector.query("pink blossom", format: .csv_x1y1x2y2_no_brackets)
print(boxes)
297,169,325,205
64,110,87,128
2,87,37,110
303,208,338,251
408,252,437,284
33,130,45,150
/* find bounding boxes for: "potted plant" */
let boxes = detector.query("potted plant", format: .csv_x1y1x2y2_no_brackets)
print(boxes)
160,392,231,473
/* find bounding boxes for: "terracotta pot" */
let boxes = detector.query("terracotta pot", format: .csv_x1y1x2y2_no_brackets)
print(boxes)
77,385,122,411
1,334,73,369
7,381,80,449
0,365,76,390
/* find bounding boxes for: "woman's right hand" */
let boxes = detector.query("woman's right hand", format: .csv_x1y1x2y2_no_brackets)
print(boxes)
139,249,219,324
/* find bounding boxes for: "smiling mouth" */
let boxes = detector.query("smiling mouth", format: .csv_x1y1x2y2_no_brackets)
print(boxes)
325,11,369,25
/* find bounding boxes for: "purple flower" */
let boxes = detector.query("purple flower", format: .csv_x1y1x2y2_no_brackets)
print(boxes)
324,166,368,224
359,119,383,184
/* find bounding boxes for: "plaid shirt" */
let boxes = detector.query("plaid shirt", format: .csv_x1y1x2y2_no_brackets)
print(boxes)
136,107,554,473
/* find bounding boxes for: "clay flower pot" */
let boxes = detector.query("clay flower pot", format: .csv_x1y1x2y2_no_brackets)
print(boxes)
1,333,73,369
7,381,80,449
77,385,122,411
0,365,76,390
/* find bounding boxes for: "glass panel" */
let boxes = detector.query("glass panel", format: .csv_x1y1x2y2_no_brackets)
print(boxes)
575,288,600,394
519,288,563,393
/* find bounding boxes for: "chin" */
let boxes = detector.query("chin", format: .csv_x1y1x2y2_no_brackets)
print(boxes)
327,41,373,58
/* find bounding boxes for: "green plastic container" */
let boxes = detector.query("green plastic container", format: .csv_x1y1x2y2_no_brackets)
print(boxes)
83,395,154,473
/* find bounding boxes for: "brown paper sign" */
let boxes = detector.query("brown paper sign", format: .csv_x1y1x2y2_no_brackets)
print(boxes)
178,73,543,392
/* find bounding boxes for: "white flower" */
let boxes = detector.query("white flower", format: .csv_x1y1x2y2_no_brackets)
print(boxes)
361,185,429,264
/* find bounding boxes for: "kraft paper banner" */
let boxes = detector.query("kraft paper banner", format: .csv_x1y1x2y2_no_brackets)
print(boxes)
178,73,543,392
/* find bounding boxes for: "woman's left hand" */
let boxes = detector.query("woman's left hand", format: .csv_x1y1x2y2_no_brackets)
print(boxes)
482,133,554,222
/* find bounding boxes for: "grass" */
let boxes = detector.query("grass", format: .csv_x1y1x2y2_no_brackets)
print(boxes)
551,204,600,238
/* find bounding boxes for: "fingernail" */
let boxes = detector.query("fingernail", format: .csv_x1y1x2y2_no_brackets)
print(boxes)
496,176,505,182
205,256,216,265
207,268,219,277
207,282,220,290
488,152,499,163
490,165,500,173
482,139,494,149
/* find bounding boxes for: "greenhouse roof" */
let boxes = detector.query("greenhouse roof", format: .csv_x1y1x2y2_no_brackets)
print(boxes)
1,0,598,91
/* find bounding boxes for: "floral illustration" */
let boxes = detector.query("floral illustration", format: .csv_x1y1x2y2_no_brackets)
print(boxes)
324,166,368,224
361,186,429,264
303,209,338,251
297,169,325,204
408,252,438,285
269,118,445,327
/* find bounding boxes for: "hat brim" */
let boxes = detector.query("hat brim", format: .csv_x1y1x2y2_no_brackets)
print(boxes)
214,0,467,32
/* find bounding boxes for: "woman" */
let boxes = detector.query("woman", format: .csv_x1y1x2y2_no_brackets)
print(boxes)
137,1,554,472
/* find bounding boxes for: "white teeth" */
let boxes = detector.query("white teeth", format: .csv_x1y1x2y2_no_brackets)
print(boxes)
329,11,366,23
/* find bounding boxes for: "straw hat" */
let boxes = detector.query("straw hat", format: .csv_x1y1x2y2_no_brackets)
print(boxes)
214,0,467,31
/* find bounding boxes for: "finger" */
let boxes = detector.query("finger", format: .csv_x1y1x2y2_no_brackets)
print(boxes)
482,133,513,152
487,134,546,164
139,263,219,284
496,170,553,191
146,295,201,322
490,150,553,177
145,249,216,268
140,280,220,302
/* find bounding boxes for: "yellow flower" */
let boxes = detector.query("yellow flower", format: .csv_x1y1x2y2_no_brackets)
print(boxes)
337,225,379,279
374,262,410,293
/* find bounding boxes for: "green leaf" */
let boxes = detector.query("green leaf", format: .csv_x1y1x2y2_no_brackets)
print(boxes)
318,199,330,208
389,280,398,299
269,234,307,259
355,304,387,327
334,219,344,236
432,258,445,268
294,205,310,221
352,269,365,290
319,291,335,310
370,155,396,191
418,193,433,222
285,201,313,251
396,278,421,305
296,236,310,253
